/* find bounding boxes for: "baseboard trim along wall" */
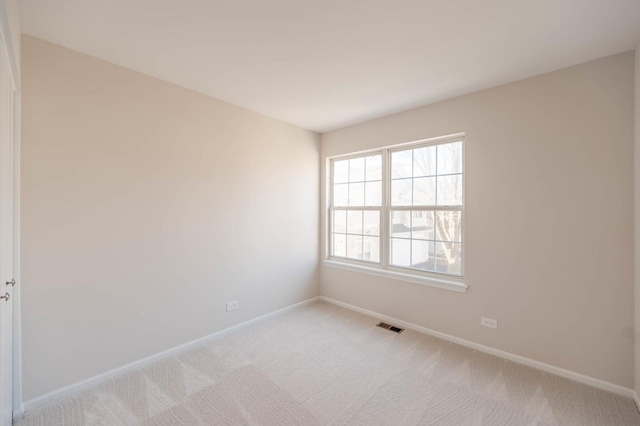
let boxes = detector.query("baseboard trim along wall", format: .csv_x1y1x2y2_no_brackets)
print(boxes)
318,296,636,400
21,294,636,416
20,296,321,415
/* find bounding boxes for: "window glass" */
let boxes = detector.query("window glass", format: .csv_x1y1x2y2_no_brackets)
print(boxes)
330,139,463,277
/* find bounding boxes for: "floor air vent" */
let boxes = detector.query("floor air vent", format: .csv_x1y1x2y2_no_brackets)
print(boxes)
376,322,404,334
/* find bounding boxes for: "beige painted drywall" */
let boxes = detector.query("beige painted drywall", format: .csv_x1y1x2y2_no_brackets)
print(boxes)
21,36,319,401
321,52,635,388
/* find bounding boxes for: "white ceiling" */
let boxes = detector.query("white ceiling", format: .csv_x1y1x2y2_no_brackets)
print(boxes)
20,0,640,133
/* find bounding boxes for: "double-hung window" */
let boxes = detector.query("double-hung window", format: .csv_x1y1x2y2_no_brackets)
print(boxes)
328,135,464,289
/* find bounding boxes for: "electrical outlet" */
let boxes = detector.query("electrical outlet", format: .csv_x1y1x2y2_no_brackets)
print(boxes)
226,301,239,311
480,317,498,329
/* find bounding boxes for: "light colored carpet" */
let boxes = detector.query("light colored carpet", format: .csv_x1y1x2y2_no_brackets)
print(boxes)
15,301,640,426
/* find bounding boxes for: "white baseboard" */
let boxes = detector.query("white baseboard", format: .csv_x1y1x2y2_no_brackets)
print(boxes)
12,404,24,421
21,294,636,415
318,296,636,400
22,296,320,413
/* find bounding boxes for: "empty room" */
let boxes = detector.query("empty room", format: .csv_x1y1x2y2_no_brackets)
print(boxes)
0,0,640,425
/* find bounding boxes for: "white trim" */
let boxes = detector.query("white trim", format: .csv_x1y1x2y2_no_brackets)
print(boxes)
22,296,321,413
0,0,19,90
0,7,19,422
10,90,20,420
327,134,466,285
319,296,636,399
323,259,468,293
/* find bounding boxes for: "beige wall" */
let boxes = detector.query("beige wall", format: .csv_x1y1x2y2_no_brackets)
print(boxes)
21,36,319,401
321,52,635,388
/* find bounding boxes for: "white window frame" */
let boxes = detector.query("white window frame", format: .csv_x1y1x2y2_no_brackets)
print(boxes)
325,133,467,293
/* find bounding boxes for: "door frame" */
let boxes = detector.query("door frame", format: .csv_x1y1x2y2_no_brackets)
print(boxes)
0,0,21,418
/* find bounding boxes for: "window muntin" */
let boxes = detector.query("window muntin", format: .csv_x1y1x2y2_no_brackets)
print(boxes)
390,141,462,207
330,154,383,263
388,140,463,276
389,209,462,275
329,136,464,279
333,155,382,207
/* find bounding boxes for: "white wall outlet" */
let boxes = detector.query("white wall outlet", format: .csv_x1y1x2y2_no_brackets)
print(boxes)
226,301,239,311
480,317,498,329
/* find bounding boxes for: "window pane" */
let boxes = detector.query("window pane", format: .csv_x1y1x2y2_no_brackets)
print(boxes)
365,155,382,181
348,182,365,206
347,235,363,259
346,210,363,234
413,177,436,206
349,157,365,182
435,211,461,242
363,210,380,236
391,178,412,206
413,146,436,177
365,181,381,206
363,236,380,262
391,238,411,266
330,141,462,275
332,233,346,257
437,175,462,206
412,211,434,240
437,142,462,175
333,183,348,206
412,240,435,271
334,160,349,184
436,241,462,275
391,211,411,238
332,210,346,234
392,150,412,178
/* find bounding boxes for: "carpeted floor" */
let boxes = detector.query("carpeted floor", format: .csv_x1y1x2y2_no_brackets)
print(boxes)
15,301,640,425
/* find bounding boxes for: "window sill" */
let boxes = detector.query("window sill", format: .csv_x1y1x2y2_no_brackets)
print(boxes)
322,260,468,293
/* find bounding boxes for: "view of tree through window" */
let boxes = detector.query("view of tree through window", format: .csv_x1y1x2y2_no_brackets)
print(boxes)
329,137,463,278
390,141,462,275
